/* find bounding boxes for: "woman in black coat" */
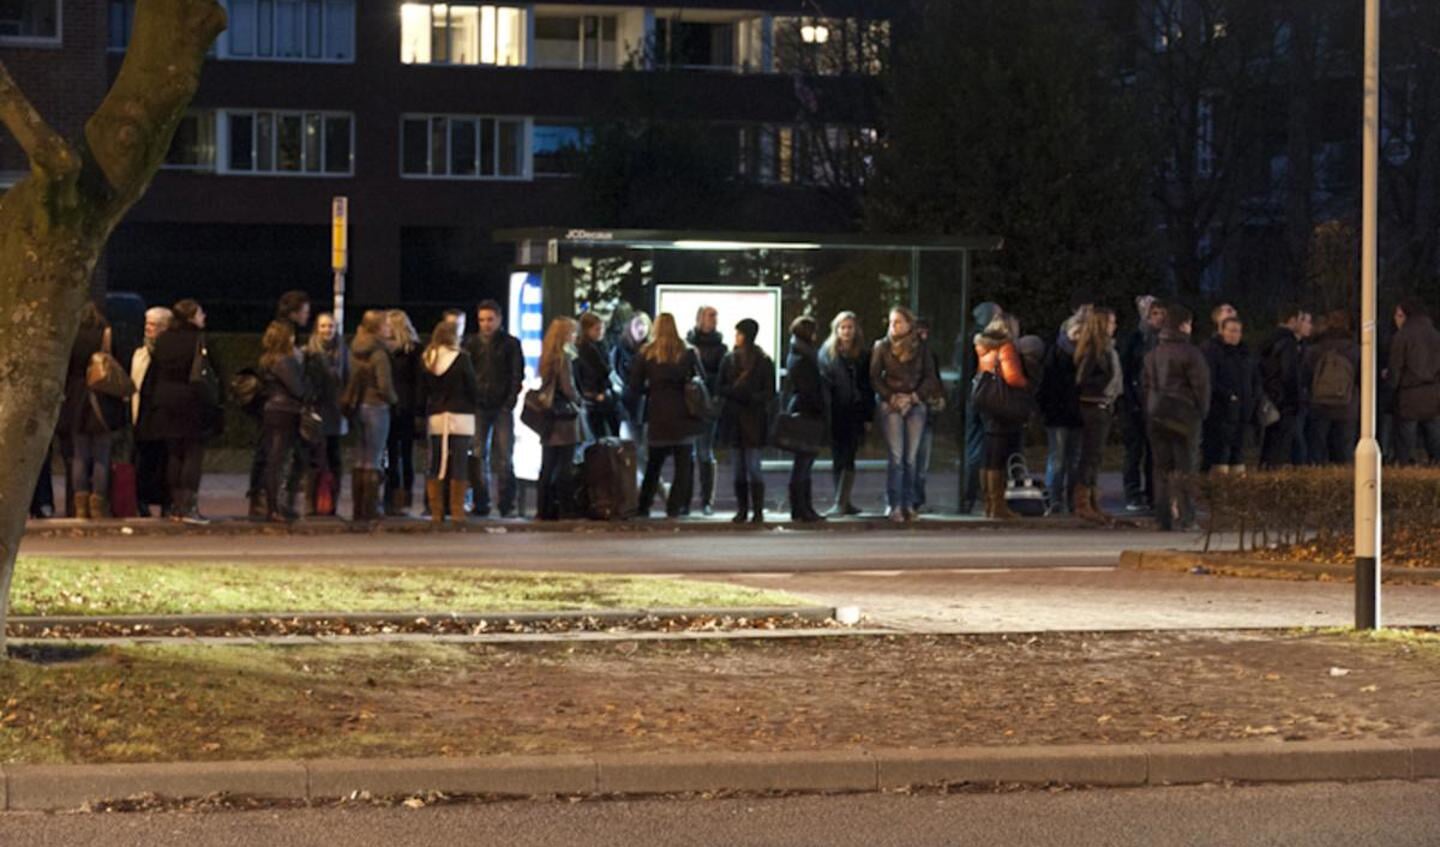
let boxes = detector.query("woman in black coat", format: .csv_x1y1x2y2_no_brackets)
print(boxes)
148,299,214,523
783,317,826,523
819,310,872,516
61,302,126,519
626,313,702,518
717,318,778,523
259,320,309,523
575,312,618,439
1200,317,1260,473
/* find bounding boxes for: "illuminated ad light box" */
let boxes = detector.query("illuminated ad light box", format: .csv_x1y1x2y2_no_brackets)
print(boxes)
654,285,783,385
509,270,545,482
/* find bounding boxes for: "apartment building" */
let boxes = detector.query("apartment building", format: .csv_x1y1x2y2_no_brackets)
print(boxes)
0,0,891,324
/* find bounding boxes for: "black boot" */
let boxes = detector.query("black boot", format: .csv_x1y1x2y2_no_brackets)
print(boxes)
731,481,749,524
700,461,717,516
750,482,765,524
801,478,825,522
789,480,805,522
247,490,267,522
351,472,367,522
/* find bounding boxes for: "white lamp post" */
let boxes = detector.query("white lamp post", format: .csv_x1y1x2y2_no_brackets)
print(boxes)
1354,0,1382,630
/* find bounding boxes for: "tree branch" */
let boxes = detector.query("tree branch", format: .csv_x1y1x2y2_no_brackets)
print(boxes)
82,0,226,215
0,59,80,184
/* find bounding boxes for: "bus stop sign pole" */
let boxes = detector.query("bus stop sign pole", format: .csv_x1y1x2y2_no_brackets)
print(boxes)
331,196,348,330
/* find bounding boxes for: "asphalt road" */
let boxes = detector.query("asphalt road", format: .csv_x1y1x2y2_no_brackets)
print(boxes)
20,528,1204,572
2,782,1437,846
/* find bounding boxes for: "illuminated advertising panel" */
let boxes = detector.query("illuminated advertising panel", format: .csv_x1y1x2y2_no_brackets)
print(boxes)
654,285,783,384
508,269,545,482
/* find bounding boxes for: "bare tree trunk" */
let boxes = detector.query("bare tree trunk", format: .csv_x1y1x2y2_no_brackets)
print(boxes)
0,0,226,655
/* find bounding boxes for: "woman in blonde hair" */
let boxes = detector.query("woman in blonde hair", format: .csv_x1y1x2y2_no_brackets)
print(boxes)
303,312,348,516
420,319,479,523
1072,307,1122,524
627,312,703,517
385,309,422,516
537,317,584,520
819,310,872,516
871,306,941,522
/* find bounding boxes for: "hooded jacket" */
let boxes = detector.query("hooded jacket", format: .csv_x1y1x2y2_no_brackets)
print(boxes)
347,331,398,408
1387,314,1440,421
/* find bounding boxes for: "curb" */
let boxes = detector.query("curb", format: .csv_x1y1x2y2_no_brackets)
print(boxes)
1119,549,1440,585
2,740,1437,811
23,514,1120,540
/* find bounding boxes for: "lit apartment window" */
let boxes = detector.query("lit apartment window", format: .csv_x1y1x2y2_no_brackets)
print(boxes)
400,3,524,66
163,112,218,170
532,122,590,176
773,17,889,76
0,0,60,44
533,14,618,70
223,0,355,61
221,110,353,175
400,114,527,179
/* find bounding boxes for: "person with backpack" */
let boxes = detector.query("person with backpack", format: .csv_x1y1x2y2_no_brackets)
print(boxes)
1200,316,1260,474
61,303,127,519
1258,306,1307,468
420,319,480,524
302,312,348,516
1388,297,1440,465
347,310,398,521
718,318,778,523
1142,306,1210,532
1302,310,1360,465
972,313,1028,521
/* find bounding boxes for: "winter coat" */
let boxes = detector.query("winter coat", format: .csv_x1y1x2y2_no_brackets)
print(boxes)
974,331,1028,389
1038,340,1082,428
304,343,349,436
1200,337,1260,427
627,349,703,446
1387,315,1440,422
575,337,617,424
262,353,308,416
1259,327,1305,415
784,336,826,420
687,328,727,392
819,344,873,441
1076,346,1121,408
465,331,524,411
347,332,398,408
1120,326,1160,416
611,338,644,423
148,323,210,440
390,345,423,418
421,347,480,431
1302,329,1361,422
61,325,125,436
717,346,777,449
1143,329,1212,425
539,354,584,447
871,336,943,409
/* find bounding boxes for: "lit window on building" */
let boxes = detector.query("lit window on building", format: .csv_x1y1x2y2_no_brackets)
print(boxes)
400,3,524,66
532,123,591,176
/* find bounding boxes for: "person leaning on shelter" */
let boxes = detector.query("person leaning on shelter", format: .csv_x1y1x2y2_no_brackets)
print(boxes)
873,306,942,523
718,318,778,523
131,306,173,517
819,310,872,516
628,313,703,519
347,310,398,522
464,300,524,518
258,320,309,523
420,319,480,524
536,317,585,521
302,312,348,516
1387,297,1440,465
1142,305,1210,532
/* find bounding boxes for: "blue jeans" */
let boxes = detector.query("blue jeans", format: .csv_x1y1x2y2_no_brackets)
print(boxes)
1044,426,1082,512
471,408,516,514
912,417,935,508
881,404,927,510
963,401,985,510
70,433,112,496
1395,418,1440,465
355,404,391,470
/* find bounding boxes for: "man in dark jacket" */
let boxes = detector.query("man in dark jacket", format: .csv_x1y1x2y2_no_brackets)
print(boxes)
1388,297,1440,465
1259,305,1306,468
1143,306,1210,531
1120,296,1165,512
686,305,726,515
464,300,524,517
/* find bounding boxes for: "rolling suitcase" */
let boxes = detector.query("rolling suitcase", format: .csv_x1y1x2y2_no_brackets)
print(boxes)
110,462,139,518
583,438,638,521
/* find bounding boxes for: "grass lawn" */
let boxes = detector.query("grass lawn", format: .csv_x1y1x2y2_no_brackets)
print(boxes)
7,557,800,617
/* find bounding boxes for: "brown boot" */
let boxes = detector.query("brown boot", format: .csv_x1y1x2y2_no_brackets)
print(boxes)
985,470,1019,520
73,492,92,520
426,480,445,524
448,480,469,524
89,493,111,520
387,487,408,518
1073,485,1109,525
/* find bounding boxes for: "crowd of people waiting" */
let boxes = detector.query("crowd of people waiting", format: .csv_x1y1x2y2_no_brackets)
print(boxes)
32,287,1440,529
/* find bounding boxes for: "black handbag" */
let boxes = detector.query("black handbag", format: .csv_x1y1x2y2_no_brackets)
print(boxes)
189,336,221,409
773,412,827,454
684,376,713,420
971,369,1034,426
299,406,324,444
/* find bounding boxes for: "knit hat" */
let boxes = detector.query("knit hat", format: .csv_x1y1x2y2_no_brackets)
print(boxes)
735,319,759,345
972,301,1002,329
